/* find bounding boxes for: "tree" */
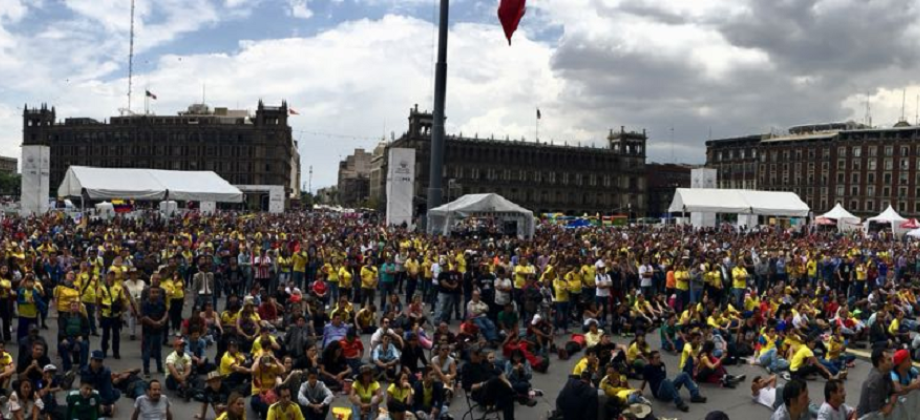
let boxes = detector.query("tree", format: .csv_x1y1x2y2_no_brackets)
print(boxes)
0,172,21,197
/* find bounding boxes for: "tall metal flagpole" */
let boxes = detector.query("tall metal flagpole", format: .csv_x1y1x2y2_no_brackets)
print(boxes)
427,0,449,231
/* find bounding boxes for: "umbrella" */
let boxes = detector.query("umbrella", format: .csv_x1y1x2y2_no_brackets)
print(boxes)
815,217,836,226
901,219,919,229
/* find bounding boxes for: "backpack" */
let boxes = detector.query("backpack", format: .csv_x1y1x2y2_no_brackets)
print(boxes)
532,356,550,373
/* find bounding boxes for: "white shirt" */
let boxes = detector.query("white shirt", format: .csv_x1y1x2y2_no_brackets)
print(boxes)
370,327,396,349
816,402,853,420
165,351,192,379
638,265,653,287
595,273,612,297
494,278,512,305
753,386,776,409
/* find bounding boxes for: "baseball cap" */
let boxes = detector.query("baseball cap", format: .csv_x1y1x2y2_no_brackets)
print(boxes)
894,349,910,366
43,364,57,372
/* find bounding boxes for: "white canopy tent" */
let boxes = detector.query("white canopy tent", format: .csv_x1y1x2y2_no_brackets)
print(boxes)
668,188,810,217
427,193,535,238
58,166,244,203
867,205,906,224
819,203,861,231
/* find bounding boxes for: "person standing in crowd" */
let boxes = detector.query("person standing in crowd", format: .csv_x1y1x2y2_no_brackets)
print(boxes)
141,287,168,378
193,257,216,310
98,270,128,359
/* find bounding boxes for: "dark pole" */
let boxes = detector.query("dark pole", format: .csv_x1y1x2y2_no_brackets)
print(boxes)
427,0,449,227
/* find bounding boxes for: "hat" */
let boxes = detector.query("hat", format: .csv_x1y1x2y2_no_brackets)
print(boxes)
531,314,543,325
91,350,105,360
894,349,910,366
206,371,222,382
173,338,186,347
705,411,730,420
43,364,57,372
622,403,653,419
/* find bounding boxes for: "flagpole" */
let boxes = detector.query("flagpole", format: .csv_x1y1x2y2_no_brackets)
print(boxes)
426,0,449,230
536,108,539,143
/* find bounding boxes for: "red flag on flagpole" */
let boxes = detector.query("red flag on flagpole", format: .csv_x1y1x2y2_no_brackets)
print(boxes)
498,0,527,45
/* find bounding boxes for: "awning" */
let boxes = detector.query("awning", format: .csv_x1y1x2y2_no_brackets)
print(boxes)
668,188,810,217
58,166,243,203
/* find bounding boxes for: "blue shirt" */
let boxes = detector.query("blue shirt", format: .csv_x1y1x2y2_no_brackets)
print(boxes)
322,322,348,349
379,263,396,284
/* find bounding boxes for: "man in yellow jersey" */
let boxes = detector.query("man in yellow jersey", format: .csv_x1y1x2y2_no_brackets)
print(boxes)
98,271,128,359
731,259,748,309
292,246,308,288
789,334,840,381
75,266,99,336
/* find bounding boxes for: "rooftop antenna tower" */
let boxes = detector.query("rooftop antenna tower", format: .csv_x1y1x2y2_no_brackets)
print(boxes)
126,0,136,115
308,165,313,196
864,91,872,127
901,88,907,123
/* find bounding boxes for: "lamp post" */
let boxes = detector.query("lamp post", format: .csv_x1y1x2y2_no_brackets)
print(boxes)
427,0,450,233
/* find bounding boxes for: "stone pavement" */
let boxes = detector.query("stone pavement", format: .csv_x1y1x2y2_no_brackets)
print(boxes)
12,305,870,420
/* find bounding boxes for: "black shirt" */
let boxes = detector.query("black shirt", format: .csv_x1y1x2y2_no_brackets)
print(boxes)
642,363,668,398
400,345,429,374
437,271,461,295
204,382,231,406
556,378,598,420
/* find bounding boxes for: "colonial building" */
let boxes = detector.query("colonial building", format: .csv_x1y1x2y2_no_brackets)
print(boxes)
21,102,300,208
703,121,920,217
646,163,693,218
337,148,372,206
0,156,17,175
375,105,649,216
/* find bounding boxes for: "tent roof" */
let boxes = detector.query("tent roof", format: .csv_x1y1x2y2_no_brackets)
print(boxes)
668,188,810,217
58,166,243,203
428,193,533,217
820,203,860,222
867,205,906,223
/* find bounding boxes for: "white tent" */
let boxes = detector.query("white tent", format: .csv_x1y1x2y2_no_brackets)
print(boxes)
867,205,906,224
907,228,920,239
58,166,244,203
427,193,535,238
820,203,860,222
668,188,810,217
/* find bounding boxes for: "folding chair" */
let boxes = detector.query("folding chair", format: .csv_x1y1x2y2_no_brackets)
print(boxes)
461,387,502,420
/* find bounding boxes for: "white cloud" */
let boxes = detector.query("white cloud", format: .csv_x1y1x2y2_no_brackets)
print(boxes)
288,0,313,19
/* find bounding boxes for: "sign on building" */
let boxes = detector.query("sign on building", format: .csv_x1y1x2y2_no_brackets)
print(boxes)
386,148,416,227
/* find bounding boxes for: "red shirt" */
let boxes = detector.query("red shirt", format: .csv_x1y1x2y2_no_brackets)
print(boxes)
339,338,364,359
258,302,278,321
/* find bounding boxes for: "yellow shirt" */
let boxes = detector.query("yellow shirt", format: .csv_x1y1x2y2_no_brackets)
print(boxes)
553,278,569,303
53,285,81,313
513,265,535,289
855,264,867,281
580,265,596,287
360,266,379,289
292,252,308,273
0,352,12,371
97,283,125,317
565,271,583,294
278,256,292,274
889,318,901,335
221,310,240,328
731,266,748,290
0,278,11,299
744,295,761,312
826,336,845,360
387,383,413,404
675,270,690,291
337,266,353,287
599,375,635,402
455,254,467,274
405,259,420,276
76,273,97,304
626,342,649,362
267,403,303,420
323,263,338,284
680,343,697,371
572,357,592,375
252,364,282,395
422,259,433,279
219,352,246,376
789,345,814,372
353,380,381,404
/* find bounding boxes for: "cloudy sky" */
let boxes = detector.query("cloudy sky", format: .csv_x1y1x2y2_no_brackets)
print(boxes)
1,0,919,191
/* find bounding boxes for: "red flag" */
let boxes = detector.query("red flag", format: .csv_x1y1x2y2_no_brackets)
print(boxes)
289,107,299,115
497,0,527,45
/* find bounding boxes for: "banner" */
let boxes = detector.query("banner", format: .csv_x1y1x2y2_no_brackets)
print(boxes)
385,148,416,227
20,145,50,216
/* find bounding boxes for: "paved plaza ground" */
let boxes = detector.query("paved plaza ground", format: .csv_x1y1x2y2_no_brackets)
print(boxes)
13,301,871,420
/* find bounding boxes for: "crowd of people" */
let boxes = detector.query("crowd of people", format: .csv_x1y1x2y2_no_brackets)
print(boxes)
0,211,916,420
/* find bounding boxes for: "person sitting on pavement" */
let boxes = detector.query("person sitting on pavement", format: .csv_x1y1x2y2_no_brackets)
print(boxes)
639,350,705,412
66,381,101,420
132,379,171,420
297,368,334,420
889,348,920,395
80,350,119,417
413,367,450,420
555,370,598,420
165,337,194,401
372,334,401,382
771,379,810,420
196,371,231,420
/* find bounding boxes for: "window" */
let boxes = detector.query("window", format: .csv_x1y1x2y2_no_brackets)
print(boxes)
851,186,860,196
900,172,908,185
884,172,893,184
867,186,876,196
823,148,830,158
853,160,861,170
851,173,860,184
868,173,875,184
885,146,894,156
869,146,877,157
899,186,907,197
900,201,907,213
902,159,910,170
837,173,845,184
901,146,909,156
915,202,920,214
808,150,816,159
837,159,846,169
851,200,859,211
837,146,847,157
853,147,862,157
869,160,877,171
883,186,890,196
885,159,893,170
866,200,875,211
796,150,803,160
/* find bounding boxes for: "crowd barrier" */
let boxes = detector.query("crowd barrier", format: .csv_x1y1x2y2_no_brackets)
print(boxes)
859,388,920,420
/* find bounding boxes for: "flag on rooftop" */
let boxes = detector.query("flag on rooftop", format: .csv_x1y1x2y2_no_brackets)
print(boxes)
498,0,527,45
145,90,157,100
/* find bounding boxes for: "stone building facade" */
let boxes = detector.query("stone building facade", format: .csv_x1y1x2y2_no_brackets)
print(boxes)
704,121,920,216
375,105,649,216
21,102,300,207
